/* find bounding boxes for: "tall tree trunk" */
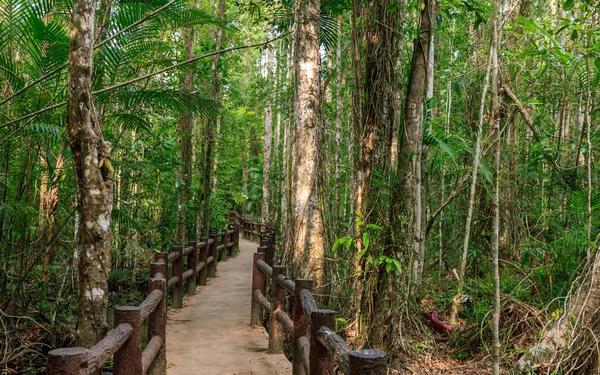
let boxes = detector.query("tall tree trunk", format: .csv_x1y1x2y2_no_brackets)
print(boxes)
401,0,439,298
451,39,495,329
199,0,226,237
39,144,65,280
262,37,274,220
333,15,342,223
67,0,114,348
390,0,408,170
489,0,501,370
176,25,195,244
288,0,326,286
212,85,223,192
351,0,397,347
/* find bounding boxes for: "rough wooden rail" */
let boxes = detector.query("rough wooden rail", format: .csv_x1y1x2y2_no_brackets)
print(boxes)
240,216,387,375
46,225,240,375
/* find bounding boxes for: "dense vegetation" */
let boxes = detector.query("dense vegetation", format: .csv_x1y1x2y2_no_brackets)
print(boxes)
0,0,598,373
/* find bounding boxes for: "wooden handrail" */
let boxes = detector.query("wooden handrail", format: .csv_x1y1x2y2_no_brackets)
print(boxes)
243,214,388,375
47,223,241,374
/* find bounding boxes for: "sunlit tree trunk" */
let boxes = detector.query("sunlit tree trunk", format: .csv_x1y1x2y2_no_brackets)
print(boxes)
67,0,114,349
288,0,325,285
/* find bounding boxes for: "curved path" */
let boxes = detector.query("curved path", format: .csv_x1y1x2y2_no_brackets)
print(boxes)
166,238,292,375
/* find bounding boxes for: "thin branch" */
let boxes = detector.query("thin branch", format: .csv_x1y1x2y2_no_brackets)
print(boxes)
0,35,284,129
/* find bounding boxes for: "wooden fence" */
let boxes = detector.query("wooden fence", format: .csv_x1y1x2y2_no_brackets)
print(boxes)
46,225,239,375
240,217,388,375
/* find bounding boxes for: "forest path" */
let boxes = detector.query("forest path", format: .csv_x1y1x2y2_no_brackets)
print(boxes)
165,237,292,375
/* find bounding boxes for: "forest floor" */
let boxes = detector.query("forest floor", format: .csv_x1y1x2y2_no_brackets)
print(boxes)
165,238,291,375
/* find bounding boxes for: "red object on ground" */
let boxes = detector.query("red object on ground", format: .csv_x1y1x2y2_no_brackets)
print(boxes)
424,312,453,334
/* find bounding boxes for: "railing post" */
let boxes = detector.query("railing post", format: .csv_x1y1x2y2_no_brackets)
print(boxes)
348,350,387,375
229,225,237,257
250,222,255,242
208,231,217,277
310,309,336,375
221,230,228,261
186,241,197,295
260,235,273,266
113,306,142,375
47,347,88,375
199,237,208,285
269,266,286,354
293,279,313,375
172,246,184,308
251,252,267,326
148,264,167,375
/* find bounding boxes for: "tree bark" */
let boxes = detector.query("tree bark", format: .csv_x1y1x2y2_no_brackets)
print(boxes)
262,37,274,220
67,0,113,349
288,0,326,286
176,25,195,244
401,0,439,298
199,0,226,237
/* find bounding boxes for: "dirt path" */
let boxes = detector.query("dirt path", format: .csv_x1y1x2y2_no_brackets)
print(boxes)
166,238,292,375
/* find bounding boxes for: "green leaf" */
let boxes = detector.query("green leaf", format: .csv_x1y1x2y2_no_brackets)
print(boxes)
363,232,370,250
595,58,600,71
563,0,574,10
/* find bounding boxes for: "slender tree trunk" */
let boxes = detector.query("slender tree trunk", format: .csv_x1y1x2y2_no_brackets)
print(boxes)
67,0,113,349
39,144,65,280
288,0,326,285
451,43,494,328
200,0,226,237
176,25,195,244
333,15,343,223
390,0,408,170
489,0,501,370
401,0,439,298
262,37,274,220
212,85,223,192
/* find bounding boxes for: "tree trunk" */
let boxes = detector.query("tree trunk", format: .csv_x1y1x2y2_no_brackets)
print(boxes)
262,37,274,220
489,0,501,370
67,0,113,349
288,0,326,286
39,144,65,280
176,25,195,244
401,0,439,298
333,15,343,223
199,0,226,237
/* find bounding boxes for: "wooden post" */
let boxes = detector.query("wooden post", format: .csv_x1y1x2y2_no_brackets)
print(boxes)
260,236,272,266
293,279,313,375
235,225,240,251
310,309,336,375
208,231,217,277
113,306,143,375
47,347,88,375
269,266,286,354
221,230,228,261
251,252,267,326
172,246,184,308
198,237,208,285
186,241,197,295
348,350,387,375
148,267,167,375
229,225,237,257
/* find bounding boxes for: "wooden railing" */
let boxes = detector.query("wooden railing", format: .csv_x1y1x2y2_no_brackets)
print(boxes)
46,225,240,375
240,217,388,375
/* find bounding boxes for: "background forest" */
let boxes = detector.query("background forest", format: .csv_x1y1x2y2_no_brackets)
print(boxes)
0,0,599,373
